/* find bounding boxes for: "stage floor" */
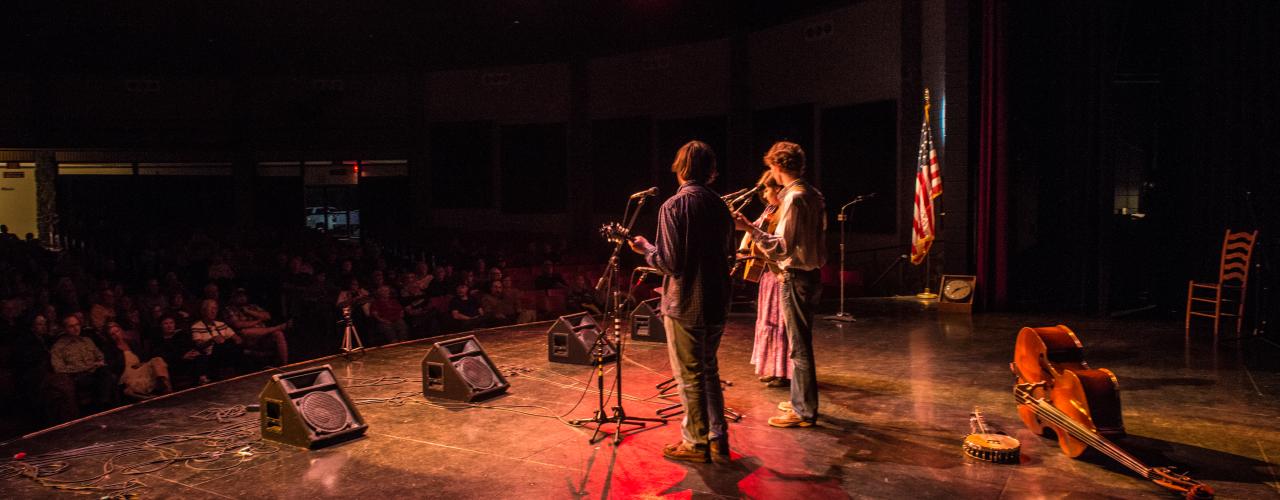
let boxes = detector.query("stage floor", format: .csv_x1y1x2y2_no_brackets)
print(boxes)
2,299,1278,499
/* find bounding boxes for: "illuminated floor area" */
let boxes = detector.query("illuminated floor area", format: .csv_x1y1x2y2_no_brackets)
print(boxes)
2,300,1278,499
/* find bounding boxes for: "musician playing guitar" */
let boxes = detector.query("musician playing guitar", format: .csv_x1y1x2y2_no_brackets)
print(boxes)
733,141,828,429
739,171,792,388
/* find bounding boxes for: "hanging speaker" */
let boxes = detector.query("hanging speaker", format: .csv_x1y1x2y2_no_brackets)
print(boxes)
547,312,615,365
630,298,666,342
422,335,509,402
259,365,367,449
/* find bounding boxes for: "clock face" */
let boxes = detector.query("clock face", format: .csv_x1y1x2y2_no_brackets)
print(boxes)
943,279,973,302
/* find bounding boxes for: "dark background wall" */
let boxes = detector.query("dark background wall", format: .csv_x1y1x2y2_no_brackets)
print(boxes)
5,0,1276,318
1004,0,1279,317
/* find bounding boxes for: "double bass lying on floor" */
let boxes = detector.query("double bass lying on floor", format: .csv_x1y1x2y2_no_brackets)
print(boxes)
1011,325,1214,499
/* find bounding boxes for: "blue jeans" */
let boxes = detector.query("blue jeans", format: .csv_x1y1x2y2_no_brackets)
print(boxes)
782,268,822,421
664,317,726,447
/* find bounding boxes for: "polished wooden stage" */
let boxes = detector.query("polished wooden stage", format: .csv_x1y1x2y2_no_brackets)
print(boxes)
2,299,1277,499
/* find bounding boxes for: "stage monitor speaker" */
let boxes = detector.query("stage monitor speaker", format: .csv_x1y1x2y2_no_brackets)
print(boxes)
547,312,616,365
259,364,367,449
422,335,510,402
630,298,666,342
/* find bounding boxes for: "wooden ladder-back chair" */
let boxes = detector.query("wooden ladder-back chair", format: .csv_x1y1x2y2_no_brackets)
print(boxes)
1186,229,1258,340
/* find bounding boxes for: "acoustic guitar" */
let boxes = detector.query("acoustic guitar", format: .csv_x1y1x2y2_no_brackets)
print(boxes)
735,204,779,282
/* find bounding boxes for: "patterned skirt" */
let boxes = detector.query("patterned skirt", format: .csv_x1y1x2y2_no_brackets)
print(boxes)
750,270,791,378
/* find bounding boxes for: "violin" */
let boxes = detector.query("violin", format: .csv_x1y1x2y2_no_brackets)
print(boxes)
1011,325,1213,499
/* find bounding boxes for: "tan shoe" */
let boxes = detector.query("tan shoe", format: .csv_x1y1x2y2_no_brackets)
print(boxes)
662,441,709,463
768,409,813,428
777,401,792,412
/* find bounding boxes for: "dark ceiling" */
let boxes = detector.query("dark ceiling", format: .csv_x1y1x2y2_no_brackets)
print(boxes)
13,0,859,76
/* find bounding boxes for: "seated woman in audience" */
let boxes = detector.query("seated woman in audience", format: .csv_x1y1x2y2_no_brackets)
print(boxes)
106,321,171,399
151,315,198,389
88,289,118,331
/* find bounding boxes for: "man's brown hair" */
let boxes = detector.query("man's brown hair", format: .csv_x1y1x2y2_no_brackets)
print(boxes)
671,140,717,183
764,141,806,176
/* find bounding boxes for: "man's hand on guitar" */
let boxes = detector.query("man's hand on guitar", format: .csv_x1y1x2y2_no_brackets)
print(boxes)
628,235,651,255
732,212,756,232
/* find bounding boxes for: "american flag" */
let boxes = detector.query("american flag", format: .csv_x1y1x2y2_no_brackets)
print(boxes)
911,95,941,265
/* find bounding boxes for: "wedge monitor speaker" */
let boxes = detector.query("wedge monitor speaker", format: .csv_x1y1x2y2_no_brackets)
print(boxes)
259,365,367,449
422,335,510,402
547,312,616,365
630,298,666,342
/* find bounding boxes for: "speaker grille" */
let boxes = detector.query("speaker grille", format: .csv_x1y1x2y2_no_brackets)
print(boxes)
298,391,351,433
455,356,498,391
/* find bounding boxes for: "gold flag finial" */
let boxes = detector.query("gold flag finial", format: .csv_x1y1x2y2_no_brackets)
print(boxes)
923,88,932,119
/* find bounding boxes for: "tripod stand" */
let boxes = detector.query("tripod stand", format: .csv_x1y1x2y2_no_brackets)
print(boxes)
337,303,365,354
570,191,666,445
825,193,876,323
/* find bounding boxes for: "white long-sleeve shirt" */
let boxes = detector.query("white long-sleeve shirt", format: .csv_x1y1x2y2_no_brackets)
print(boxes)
746,179,828,272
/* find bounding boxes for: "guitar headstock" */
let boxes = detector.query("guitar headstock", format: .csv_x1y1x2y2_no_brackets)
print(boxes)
599,222,632,244
1151,467,1215,499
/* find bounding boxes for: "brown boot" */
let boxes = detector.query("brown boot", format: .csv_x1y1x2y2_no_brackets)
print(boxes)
662,441,709,463
709,436,731,464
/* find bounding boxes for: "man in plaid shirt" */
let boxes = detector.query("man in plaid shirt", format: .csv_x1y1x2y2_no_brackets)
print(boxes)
629,140,734,464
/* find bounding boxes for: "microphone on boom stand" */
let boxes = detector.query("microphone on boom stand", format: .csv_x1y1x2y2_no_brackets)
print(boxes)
629,187,659,199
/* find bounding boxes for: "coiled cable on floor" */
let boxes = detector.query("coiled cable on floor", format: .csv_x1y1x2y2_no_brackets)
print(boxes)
0,406,278,497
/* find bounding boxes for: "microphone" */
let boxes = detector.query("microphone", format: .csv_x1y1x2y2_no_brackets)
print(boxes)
629,187,659,199
720,187,751,200
635,266,662,275
728,184,765,207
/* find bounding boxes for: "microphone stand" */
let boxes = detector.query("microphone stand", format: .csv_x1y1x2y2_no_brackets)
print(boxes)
573,191,666,445
825,193,876,323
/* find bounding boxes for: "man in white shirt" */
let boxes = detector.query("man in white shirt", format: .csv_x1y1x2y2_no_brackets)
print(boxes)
189,299,240,382
734,141,828,428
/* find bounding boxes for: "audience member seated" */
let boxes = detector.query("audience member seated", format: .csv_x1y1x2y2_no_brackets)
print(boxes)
223,289,289,365
207,254,236,285
49,315,116,414
479,267,503,294
481,279,535,326
369,285,409,344
189,299,241,383
534,260,568,290
337,277,371,316
88,289,118,330
447,283,485,332
136,278,168,316
107,321,171,399
151,315,198,389
201,283,221,302
567,275,604,316
166,291,193,325
399,278,432,338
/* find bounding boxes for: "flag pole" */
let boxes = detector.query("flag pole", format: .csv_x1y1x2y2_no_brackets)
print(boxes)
916,88,939,299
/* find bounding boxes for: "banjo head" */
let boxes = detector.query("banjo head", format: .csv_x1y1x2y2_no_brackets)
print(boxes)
963,433,1022,464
